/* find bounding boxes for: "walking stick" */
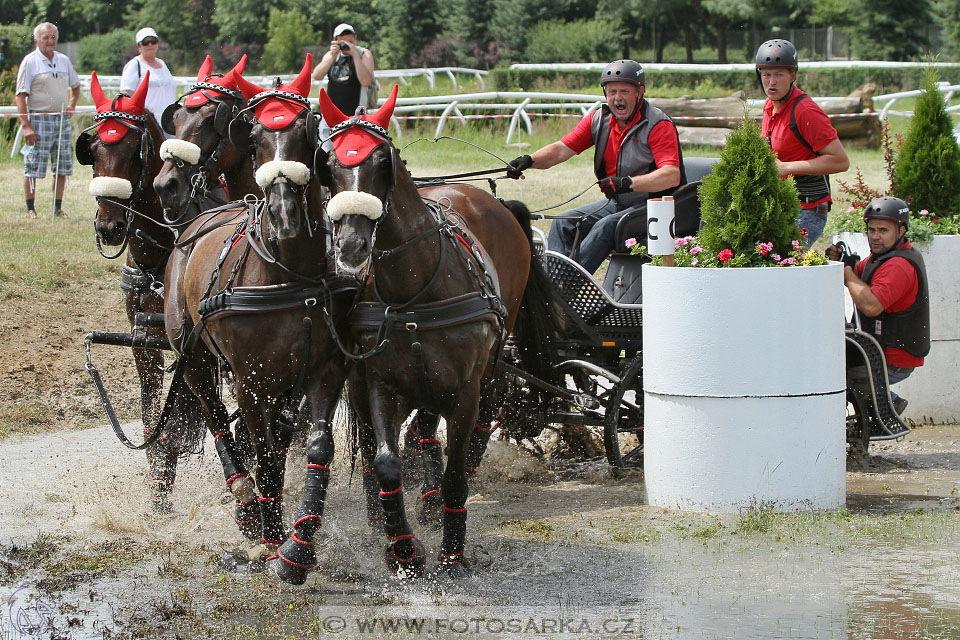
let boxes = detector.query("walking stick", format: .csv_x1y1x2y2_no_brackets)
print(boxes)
51,107,65,221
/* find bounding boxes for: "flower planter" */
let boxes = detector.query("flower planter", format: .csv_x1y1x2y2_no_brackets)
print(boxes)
834,232,959,422
641,263,846,513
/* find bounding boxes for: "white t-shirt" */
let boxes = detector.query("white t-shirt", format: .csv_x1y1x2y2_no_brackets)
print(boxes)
120,57,177,117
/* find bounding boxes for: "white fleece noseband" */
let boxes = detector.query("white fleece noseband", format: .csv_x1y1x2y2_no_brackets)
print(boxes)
255,161,311,191
89,176,133,199
159,139,202,165
326,191,383,222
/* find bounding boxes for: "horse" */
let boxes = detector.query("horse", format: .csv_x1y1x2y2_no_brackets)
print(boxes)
77,71,206,512
164,55,353,560
312,84,558,578
153,56,261,217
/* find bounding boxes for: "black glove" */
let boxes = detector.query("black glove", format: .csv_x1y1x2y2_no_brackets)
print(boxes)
506,155,533,179
599,176,633,198
842,253,861,270
826,243,860,269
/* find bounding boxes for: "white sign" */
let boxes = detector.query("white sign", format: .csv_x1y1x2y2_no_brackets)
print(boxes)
646,197,675,256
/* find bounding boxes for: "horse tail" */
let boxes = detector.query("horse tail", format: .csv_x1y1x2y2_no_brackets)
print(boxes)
501,199,564,385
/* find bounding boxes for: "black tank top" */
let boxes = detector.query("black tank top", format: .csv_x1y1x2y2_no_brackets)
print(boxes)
327,54,362,116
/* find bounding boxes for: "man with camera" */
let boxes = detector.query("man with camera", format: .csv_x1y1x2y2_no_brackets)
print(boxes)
827,197,930,414
312,23,375,117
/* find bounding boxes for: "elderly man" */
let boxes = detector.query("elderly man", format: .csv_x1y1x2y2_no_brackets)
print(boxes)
15,22,80,219
507,59,684,274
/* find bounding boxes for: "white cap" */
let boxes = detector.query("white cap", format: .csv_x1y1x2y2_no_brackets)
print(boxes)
136,28,158,44
333,23,355,37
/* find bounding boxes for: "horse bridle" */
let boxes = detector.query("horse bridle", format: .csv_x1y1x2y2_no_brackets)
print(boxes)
159,82,244,221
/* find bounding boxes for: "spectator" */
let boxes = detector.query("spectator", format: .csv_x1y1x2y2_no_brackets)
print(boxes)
120,28,177,122
15,22,80,219
827,197,930,414
506,60,684,274
312,23,375,117
756,39,849,248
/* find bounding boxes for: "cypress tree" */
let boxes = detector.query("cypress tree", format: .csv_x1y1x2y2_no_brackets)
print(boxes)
895,67,960,217
697,117,801,265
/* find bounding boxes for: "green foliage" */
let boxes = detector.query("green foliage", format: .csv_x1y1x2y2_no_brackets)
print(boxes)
696,118,801,266
378,0,441,68
848,0,932,61
0,24,35,71
895,67,960,219
76,29,136,74
524,19,621,64
124,0,218,51
261,9,316,74
213,0,279,44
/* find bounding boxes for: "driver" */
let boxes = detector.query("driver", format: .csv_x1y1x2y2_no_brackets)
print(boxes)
827,196,930,414
506,59,684,274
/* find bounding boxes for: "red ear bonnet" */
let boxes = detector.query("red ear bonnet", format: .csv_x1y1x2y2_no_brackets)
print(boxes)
240,55,313,131
184,54,248,107
319,84,398,167
92,70,150,143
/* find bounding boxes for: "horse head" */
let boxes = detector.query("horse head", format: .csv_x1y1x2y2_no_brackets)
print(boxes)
79,70,159,246
230,55,321,242
317,84,399,274
153,55,250,218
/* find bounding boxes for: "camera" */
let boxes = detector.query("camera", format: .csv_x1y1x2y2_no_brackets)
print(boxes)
338,42,349,52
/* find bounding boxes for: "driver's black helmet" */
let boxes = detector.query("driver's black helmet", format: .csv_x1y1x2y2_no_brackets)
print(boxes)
755,39,798,86
600,60,645,89
863,196,911,230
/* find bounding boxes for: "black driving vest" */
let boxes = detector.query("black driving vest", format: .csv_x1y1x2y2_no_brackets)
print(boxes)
591,101,686,208
859,242,931,358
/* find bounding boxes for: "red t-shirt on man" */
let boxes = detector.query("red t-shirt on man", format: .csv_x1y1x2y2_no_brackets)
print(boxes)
856,241,924,368
762,86,839,209
561,100,681,177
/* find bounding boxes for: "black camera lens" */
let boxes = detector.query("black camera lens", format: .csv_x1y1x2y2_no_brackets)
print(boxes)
338,42,349,51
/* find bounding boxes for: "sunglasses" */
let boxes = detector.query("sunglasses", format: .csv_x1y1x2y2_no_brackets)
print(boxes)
140,38,159,45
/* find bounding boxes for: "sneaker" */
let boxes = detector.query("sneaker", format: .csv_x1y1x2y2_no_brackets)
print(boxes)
892,396,908,415
25,209,37,218
54,209,68,218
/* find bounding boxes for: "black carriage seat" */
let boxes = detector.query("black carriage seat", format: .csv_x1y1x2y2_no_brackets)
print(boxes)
545,250,643,345
845,327,910,440
602,156,721,304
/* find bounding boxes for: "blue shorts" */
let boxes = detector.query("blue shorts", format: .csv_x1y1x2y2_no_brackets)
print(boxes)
23,113,73,178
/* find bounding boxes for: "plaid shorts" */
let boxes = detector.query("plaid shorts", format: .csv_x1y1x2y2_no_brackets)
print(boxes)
23,113,74,178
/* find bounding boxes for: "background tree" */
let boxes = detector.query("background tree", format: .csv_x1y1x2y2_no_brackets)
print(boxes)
213,0,281,45
524,19,621,64
262,8,316,73
125,0,218,52
848,0,932,61
378,0,441,68
933,0,960,60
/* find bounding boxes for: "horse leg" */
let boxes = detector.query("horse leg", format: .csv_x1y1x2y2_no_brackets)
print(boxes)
464,381,502,476
413,411,445,528
182,352,261,540
369,386,426,578
133,344,177,512
237,396,288,557
270,376,344,585
348,377,384,530
438,386,482,579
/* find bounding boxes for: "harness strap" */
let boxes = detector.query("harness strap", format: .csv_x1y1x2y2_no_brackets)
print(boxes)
350,292,499,331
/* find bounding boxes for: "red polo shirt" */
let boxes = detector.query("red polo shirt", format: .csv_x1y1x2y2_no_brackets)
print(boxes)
856,241,924,368
561,100,680,178
762,86,839,209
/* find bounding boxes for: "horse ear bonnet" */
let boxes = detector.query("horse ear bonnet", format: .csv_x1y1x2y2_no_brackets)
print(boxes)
228,118,254,155
76,131,95,166
161,103,181,135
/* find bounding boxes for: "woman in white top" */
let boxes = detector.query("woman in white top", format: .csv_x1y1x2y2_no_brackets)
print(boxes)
120,28,177,120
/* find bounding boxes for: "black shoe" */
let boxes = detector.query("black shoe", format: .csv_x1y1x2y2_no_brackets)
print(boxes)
892,397,908,415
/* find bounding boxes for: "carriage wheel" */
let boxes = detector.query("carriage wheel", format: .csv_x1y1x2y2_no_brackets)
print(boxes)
604,353,644,468
846,388,871,454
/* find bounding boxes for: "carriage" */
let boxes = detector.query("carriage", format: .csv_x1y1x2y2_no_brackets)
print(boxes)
79,58,908,582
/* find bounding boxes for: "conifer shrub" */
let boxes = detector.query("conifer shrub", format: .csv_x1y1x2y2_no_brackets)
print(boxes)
895,67,960,219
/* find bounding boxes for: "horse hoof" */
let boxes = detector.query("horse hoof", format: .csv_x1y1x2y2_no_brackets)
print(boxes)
235,500,262,541
438,558,469,580
151,494,173,514
417,491,443,529
268,554,310,586
384,537,426,579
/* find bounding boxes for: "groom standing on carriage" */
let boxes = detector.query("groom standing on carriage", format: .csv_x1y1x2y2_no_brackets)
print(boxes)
507,59,685,274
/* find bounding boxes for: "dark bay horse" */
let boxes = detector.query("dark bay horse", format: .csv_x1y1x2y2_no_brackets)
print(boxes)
154,56,261,216
77,71,205,511
314,85,557,578
164,55,352,561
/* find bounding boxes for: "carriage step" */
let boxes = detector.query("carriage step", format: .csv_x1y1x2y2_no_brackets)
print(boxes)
134,312,166,328
86,330,172,351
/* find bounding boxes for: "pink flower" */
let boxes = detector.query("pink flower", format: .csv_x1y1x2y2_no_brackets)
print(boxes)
675,237,689,247
920,209,929,216
792,240,801,249
847,206,856,213
772,253,781,261
755,242,772,256
689,246,703,255
779,257,796,266
691,258,699,266
717,249,734,263
625,237,638,248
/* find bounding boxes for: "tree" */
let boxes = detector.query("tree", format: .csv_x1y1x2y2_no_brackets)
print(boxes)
933,0,960,60
524,19,621,64
261,8,316,74
702,0,755,63
213,0,280,44
378,0,441,68
125,0,218,51
895,67,960,216
847,0,931,61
